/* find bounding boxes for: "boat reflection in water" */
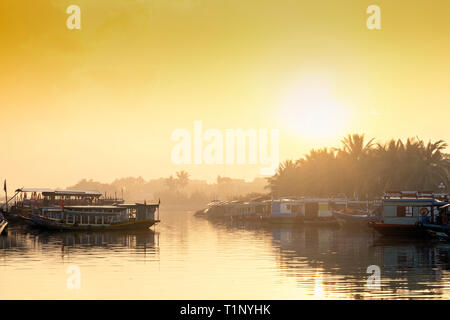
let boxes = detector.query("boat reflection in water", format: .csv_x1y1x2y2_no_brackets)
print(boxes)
205,218,450,299
0,222,159,257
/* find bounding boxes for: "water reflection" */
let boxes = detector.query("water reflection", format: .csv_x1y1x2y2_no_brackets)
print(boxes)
0,222,159,256
204,217,450,299
1,213,450,299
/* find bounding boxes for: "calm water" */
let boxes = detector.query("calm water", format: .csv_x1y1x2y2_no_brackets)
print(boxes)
1,210,450,299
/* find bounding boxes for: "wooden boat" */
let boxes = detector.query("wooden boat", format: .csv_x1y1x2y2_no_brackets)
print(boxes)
23,203,160,231
0,212,8,235
370,191,448,237
332,209,378,228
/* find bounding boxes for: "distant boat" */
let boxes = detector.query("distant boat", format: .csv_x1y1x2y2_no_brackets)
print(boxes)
195,197,350,227
0,212,8,235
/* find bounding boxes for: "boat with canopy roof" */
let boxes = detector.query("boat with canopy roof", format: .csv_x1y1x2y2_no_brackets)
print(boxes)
23,203,160,231
8,188,160,231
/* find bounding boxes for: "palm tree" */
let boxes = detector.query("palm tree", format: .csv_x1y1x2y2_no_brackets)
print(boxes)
412,140,449,190
341,133,375,160
266,160,299,197
175,171,190,189
165,175,177,191
339,134,376,198
373,139,405,191
266,134,450,198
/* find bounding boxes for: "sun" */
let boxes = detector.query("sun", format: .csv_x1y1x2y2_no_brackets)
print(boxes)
280,79,348,140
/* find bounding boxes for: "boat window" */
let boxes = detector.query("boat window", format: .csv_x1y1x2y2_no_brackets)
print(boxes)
405,206,413,217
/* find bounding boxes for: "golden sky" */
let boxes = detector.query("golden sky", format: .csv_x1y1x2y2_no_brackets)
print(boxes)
0,0,449,190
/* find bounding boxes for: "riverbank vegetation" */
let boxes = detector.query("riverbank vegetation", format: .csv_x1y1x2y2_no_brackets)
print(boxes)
267,134,450,199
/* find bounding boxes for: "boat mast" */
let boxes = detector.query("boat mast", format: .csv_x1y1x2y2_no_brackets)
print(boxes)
3,180,7,213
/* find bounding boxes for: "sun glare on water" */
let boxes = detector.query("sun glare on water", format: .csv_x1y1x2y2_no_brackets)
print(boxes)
281,79,348,140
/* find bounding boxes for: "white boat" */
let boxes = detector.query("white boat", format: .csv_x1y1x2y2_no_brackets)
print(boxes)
370,191,448,236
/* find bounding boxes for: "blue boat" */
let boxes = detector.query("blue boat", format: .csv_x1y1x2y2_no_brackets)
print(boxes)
421,204,450,241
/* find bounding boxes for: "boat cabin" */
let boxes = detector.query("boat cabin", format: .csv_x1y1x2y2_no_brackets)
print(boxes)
39,203,159,226
379,191,447,225
271,198,303,218
13,188,124,209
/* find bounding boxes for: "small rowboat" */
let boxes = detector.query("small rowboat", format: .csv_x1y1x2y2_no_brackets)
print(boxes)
332,210,378,228
426,229,450,242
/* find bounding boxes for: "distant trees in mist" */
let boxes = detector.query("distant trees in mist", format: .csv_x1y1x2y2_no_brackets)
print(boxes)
68,171,267,206
68,134,450,204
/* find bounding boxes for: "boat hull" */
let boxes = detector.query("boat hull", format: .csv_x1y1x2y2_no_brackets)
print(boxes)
370,223,426,237
332,211,375,228
260,216,338,227
28,216,159,231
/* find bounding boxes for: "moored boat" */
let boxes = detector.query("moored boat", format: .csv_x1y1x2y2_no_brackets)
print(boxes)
196,196,345,226
332,209,378,228
24,203,160,231
420,203,450,240
369,191,448,237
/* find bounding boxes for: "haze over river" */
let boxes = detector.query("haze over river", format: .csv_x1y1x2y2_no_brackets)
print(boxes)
1,210,450,299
